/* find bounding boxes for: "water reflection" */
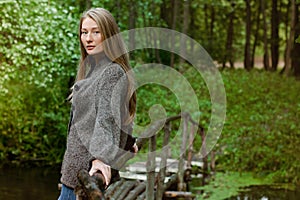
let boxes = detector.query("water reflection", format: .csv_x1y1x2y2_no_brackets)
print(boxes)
190,177,300,200
226,185,300,200
0,167,60,200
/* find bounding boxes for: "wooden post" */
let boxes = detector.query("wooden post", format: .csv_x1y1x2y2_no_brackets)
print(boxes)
210,150,216,173
178,113,189,191
187,124,195,169
199,127,208,186
146,135,156,200
156,122,171,199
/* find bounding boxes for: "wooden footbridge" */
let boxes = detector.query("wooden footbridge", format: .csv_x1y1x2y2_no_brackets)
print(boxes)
74,112,213,200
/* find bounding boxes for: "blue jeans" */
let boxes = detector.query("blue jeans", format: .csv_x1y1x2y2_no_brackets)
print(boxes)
58,184,76,200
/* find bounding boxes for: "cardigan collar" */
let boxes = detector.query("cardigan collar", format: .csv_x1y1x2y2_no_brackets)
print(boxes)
85,51,111,78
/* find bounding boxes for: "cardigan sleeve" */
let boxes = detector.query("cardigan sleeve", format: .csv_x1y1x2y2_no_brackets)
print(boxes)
89,64,128,166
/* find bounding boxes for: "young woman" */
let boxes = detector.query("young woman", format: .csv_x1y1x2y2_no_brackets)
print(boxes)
58,8,138,200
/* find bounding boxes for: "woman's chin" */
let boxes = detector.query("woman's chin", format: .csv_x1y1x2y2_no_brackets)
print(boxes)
86,48,104,55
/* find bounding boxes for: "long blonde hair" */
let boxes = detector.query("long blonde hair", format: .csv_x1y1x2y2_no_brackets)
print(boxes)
75,8,136,123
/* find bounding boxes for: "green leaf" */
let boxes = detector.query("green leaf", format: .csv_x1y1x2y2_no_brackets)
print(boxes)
296,35,300,44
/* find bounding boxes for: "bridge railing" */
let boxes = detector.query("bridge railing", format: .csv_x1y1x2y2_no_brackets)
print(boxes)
134,112,211,200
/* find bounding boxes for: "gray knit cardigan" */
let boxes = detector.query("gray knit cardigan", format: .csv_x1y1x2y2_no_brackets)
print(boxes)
60,54,134,189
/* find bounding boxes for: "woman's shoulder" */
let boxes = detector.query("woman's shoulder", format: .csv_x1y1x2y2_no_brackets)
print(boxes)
102,62,126,78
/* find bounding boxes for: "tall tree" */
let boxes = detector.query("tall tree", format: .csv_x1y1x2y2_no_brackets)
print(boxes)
292,2,300,78
271,0,280,71
170,0,179,68
86,0,91,9
251,0,261,68
223,1,235,68
113,0,121,24
180,0,190,64
128,0,137,58
150,0,162,64
283,0,296,75
208,5,216,54
189,1,198,53
203,3,216,54
261,0,270,70
244,0,252,70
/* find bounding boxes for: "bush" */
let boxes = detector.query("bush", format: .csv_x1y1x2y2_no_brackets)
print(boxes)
217,69,300,184
0,0,79,166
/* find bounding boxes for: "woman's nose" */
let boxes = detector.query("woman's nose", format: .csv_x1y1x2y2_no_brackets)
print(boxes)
86,33,93,42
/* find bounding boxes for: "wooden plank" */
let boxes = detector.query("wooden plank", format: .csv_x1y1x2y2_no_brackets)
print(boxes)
106,179,126,199
191,160,203,168
164,191,195,198
104,179,125,198
113,180,137,200
123,182,146,200
119,171,148,181
125,157,203,174
120,171,174,183
136,191,146,200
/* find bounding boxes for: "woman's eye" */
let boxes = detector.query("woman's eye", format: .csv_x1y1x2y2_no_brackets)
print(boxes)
93,31,100,35
81,31,88,35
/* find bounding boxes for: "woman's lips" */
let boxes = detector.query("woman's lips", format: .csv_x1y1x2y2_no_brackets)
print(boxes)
86,45,95,50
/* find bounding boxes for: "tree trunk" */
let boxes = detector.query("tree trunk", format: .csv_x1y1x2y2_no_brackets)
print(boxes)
223,2,235,69
77,0,87,13
114,0,121,23
281,1,290,74
271,0,280,71
292,3,300,78
160,0,171,27
86,0,91,9
204,4,215,54
180,0,190,64
189,3,197,53
244,0,252,70
151,1,162,64
128,0,137,59
251,2,261,69
262,0,270,70
284,0,296,75
170,0,179,68
141,2,151,61
204,4,209,39
209,6,215,54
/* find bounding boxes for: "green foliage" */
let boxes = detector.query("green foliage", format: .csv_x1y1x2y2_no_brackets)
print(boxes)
296,36,300,44
136,66,300,185
193,172,272,199
217,69,300,185
0,0,79,166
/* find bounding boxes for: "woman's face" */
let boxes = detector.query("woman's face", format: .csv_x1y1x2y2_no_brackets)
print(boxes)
81,17,103,55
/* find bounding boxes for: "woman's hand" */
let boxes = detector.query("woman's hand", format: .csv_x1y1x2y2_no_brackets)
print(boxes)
89,159,111,187
132,143,138,154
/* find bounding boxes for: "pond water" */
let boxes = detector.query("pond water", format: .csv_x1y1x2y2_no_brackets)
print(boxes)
0,167,61,200
226,185,300,200
190,177,300,200
1,168,300,200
